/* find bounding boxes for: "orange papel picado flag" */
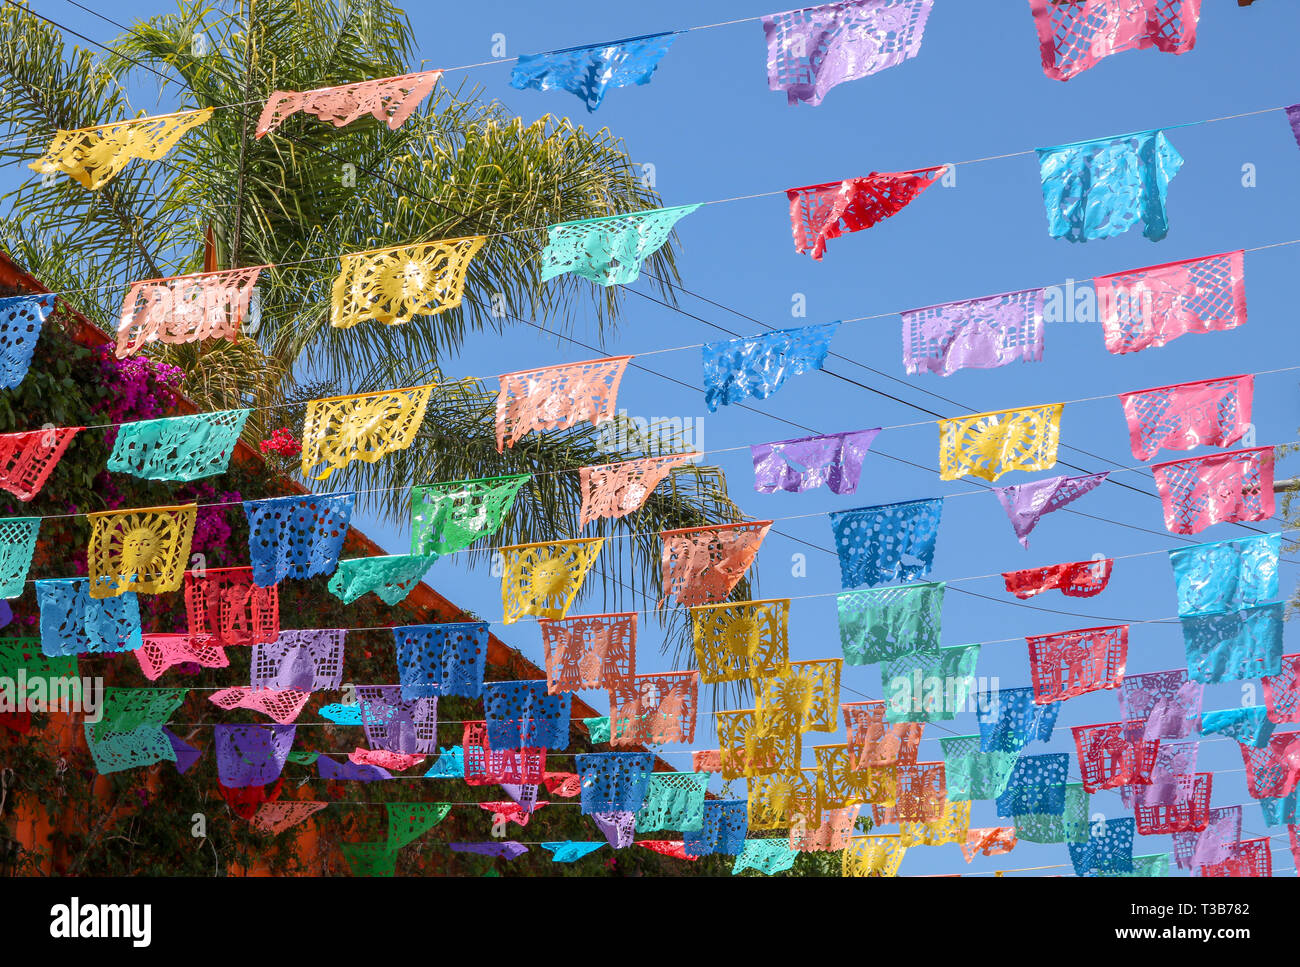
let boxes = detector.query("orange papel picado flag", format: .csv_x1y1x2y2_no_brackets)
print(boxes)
300,384,434,480
88,503,197,599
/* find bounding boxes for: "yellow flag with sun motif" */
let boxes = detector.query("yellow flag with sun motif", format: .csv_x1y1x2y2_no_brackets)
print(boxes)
330,237,485,328
747,767,824,831
300,384,434,480
500,538,604,624
842,835,908,877
938,403,1063,482
755,658,842,737
88,504,197,599
30,109,213,191
814,743,897,808
690,598,790,684
716,708,802,780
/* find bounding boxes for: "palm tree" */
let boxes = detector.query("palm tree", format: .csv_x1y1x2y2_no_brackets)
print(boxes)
0,0,751,666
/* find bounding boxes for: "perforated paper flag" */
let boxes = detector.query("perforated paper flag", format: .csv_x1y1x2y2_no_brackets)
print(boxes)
1155,447,1275,536
997,752,1070,828
1181,602,1283,683
702,323,838,410
356,685,437,755
1119,669,1202,740
1119,374,1252,461
331,238,484,327
842,834,907,877
92,687,187,741
1201,705,1273,748
962,826,1018,862
539,612,635,693
511,33,677,111
754,659,842,736
578,453,694,528
1264,655,1300,725
751,429,878,494
882,644,980,723
747,767,824,831
683,799,748,858
1037,130,1183,242
788,170,944,260
541,841,605,863
790,804,859,852
1027,624,1128,704
1073,722,1159,792
902,288,1045,377
717,708,801,780
975,685,1060,754
36,578,141,656
0,427,81,501
108,410,248,481
214,723,295,788
1095,250,1246,355
939,403,1062,482
30,109,212,190
393,622,487,700
829,497,942,588
574,752,654,814
256,70,441,137
249,801,327,836
301,385,432,480
244,493,355,586
1069,817,1135,877
409,473,528,556
496,357,630,451
691,598,790,684
635,772,709,832
1168,533,1279,618
994,472,1109,548
116,266,263,358
183,566,279,647
1028,0,1200,81
1241,732,1300,799
816,743,895,808
484,680,571,750
1198,838,1271,878
500,538,604,624
762,0,934,106
87,504,196,598
1003,559,1112,599
463,722,545,786
609,670,698,746
210,686,309,724
660,520,771,607
327,553,435,606
732,838,798,875
86,723,176,774
941,734,1017,801
251,629,345,691
541,206,699,285
842,700,923,768
136,633,227,680
837,581,944,665
0,517,40,598
0,294,55,388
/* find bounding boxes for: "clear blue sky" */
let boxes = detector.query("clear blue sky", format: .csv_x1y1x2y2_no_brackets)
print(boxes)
26,1,1300,876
